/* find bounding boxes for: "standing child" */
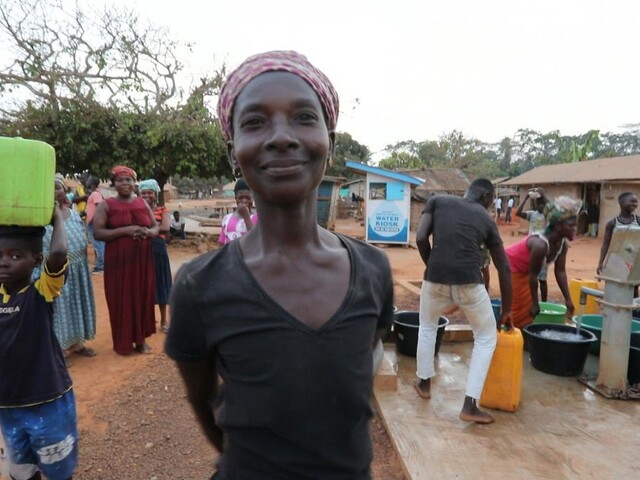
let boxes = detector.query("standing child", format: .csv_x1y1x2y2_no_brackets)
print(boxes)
218,178,258,245
494,196,502,222
516,187,549,301
583,189,600,237
70,173,88,219
505,196,514,223
598,192,640,275
166,50,394,479
0,203,77,480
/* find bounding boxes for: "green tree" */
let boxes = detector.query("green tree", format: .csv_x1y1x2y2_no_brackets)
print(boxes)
434,130,500,180
326,132,371,178
380,139,446,170
0,0,186,117
1,99,230,202
378,151,423,170
498,137,512,171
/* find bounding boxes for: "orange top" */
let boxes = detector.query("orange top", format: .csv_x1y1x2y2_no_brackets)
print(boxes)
153,205,167,239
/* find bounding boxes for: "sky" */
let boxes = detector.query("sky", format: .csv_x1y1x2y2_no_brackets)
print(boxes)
45,0,640,158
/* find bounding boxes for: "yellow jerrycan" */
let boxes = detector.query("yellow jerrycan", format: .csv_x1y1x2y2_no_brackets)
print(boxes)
0,136,55,227
480,327,523,412
569,278,599,314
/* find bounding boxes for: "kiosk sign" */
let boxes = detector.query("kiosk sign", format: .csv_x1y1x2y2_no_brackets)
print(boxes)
366,178,410,244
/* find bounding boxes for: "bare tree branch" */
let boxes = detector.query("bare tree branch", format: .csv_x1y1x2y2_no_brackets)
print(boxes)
0,0,185,115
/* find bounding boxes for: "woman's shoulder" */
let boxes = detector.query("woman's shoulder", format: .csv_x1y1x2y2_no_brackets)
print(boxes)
527,233,549,249
221,212,235,224
335,233,390,268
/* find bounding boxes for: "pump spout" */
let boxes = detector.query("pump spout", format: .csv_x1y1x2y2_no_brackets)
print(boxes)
580,286,604,305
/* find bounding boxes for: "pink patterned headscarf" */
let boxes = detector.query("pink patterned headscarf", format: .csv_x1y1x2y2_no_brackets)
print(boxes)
111,165,137,180
217,50,339,141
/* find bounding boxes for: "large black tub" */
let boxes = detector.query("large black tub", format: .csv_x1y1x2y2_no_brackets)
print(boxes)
524,323,597,376
393,311,449,357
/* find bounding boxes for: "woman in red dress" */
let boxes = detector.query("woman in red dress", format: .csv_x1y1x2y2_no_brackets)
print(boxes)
93,166,159,355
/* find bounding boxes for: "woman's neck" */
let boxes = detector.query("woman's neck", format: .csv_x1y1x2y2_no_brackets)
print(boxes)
246,198,322,251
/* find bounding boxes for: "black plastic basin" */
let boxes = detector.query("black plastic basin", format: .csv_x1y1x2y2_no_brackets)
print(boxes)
524,323,597,376
393,311,449,357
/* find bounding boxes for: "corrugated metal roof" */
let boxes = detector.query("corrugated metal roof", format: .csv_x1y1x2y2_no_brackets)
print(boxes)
341,179,364,187
492,176,511,185
346,161,423,186
399,168,470,192
503,155,640,185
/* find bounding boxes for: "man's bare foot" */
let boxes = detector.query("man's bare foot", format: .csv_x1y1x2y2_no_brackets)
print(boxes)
414,378,431,399
459,396,494,424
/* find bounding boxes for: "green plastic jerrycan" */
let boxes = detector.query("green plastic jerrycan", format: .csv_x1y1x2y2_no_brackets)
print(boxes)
0,136,56,226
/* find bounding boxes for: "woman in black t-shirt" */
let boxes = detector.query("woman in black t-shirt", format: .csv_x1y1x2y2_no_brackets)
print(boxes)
166,51,394,480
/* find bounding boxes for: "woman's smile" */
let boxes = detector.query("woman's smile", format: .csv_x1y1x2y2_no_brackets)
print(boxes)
260,158,307,175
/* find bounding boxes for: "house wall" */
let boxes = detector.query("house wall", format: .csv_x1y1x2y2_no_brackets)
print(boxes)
317,180,341,230
163,187,177,201
508,182,640,236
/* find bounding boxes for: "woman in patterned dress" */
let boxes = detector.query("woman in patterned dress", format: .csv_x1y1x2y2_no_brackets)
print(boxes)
40,174,97,357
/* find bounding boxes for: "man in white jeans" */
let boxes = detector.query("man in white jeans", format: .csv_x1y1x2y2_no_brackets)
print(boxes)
415,179,512,424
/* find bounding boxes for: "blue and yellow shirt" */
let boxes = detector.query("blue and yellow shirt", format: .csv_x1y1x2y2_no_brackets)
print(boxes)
0,262,71,407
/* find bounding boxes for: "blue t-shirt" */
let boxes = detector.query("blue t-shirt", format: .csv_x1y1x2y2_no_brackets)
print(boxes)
0,262,71,407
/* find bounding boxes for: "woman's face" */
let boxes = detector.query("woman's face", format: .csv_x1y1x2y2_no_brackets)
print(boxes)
54,182,67,205
621,195,638,214
558,217,578,240
229,71,334,204
140,189,156,206
235,189,253,209
114,175,135,197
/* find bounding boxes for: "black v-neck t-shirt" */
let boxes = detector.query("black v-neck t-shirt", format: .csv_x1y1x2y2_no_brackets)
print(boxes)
166,234,394,479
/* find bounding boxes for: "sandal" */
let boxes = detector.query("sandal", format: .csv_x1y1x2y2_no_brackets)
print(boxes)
161,324,169,334
73,346,97,357
135,343,152,354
